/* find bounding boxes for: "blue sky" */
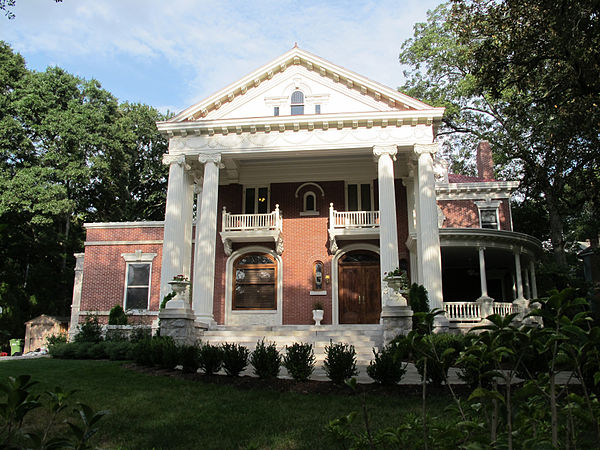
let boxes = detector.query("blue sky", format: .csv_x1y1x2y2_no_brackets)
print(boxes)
1,0,442,115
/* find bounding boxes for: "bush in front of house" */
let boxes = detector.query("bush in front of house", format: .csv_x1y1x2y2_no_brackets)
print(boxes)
367,344,407,385
74,315,103,343
150,336,179,369
180,344,200,373
283,342,315,381
198,343,223,375
412,333,465,386
108,305,128,325
250,339,281,379
221,343,250,376
105,340,135,361
323,341,358,384
133,337,153,366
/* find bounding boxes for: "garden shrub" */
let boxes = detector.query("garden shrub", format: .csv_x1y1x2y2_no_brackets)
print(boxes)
105,328,128,341
150,336,179,369
413,333,464,385
323,341,357,384
250,339,281,379
45,333,67,347
283,342,315,381
367,344,407,385
389,334,413,362
108,305,128,325
105,340,134,361
86,342,107,360
407,283,433,332
180,344,200,373
74,315,103,343
221,342,250,376
130,326,151,342
48,342,69,358
198,343,223,375
133,337,153,366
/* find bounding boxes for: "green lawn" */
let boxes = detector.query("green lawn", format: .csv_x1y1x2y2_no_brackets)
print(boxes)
0,358,453,449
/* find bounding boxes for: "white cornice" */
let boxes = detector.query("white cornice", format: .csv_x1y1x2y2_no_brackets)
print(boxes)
168,47,439,123
84,221,164,229
435,181,519,200
439,228,542,256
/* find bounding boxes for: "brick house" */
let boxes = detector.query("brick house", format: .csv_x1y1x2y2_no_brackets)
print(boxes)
69,47,541,343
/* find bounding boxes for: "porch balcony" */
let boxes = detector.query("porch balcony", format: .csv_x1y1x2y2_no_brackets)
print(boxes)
219,205,283,255
328,203,380,253
444,301,516,330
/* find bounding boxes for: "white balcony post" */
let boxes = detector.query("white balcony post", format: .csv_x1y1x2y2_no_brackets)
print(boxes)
477,247,491,299
530,260,538,299
192,153,222,326
373,145,400,305
414,144,446,327
160,154,192,300
411,167,424,284
514,250,525,300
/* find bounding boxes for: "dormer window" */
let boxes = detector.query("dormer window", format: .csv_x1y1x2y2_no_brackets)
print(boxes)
291,90,304,115
475,200,501,230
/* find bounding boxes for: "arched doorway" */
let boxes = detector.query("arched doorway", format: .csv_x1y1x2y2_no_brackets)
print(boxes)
338,250,381,324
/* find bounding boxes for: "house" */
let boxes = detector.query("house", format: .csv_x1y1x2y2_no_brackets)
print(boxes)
69,47,542,345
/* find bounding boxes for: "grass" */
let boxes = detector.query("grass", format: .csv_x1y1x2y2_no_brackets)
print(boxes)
0,358,454,449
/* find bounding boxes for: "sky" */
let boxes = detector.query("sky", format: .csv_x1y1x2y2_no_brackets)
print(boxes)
1,0,442,115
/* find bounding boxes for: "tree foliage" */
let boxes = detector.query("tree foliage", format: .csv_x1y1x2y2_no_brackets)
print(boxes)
0,41,168,345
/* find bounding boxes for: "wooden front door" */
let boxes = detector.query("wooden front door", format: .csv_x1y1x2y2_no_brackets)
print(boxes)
338,251,381,324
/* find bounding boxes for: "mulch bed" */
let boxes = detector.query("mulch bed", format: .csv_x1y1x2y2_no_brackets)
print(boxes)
122,363,471,397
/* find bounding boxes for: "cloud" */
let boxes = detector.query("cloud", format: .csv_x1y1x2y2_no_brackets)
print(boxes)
2,0,441,111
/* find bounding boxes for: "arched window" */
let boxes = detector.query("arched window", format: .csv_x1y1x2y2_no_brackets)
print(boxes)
233,253,277,310
313,261,324,290
303,191,317,214
291,90,304,115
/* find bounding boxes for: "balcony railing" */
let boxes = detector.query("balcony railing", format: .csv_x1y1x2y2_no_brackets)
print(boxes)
222,204,282,232
444,301,516,323
329,203,380,229
493,302,515,316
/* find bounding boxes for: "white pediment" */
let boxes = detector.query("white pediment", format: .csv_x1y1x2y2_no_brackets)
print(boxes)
169,47,434,124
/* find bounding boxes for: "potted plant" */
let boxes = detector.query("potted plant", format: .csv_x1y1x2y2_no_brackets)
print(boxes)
167,275,190,308
312,301,324,326
383,268,409,293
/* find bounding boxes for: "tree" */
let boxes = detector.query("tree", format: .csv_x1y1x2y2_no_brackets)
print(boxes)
399,2,600,266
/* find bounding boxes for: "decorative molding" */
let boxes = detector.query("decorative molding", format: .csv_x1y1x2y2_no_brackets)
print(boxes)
294,182,325,198
436,181,519,200
438,228,542,256
121,250,157,262
372,144,398,161
84,221,164,229
86,240,163,246
198,153,223,167
414,142,439,156
162,154,186,166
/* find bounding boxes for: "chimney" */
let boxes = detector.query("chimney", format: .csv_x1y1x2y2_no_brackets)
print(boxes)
476,141,494,179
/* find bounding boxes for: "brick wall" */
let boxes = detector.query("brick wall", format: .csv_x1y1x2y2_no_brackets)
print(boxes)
439,199,512,230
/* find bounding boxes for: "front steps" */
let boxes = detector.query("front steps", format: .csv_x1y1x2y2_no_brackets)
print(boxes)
201,324,383,365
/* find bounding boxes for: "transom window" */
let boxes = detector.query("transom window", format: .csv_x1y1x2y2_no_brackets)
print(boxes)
233,253,277,310
125,263,151,310
347,183,372,211
244,186,269,214
313,261,324,290
480,209,499,229
291,90,304,115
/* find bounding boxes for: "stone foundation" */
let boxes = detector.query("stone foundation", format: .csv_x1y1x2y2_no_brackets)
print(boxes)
381,305,413,344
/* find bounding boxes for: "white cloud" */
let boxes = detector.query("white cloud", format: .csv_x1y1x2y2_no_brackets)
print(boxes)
2,0,441,111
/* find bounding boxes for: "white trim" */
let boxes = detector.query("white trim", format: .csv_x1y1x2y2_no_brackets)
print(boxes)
79,310,159,316
121,251,157,262
123,261,153,312
435,181,519,200
84,221,164,229
86,240,163,246
310,290,327,296
331,243,380,325
302,191,318,215
294,182,325,198
224,246,283,326
476,201,501,230
242,185,270,214
345,180,374,211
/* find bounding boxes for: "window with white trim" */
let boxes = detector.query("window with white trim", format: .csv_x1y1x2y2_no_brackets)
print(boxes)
313,260,324,290
244,186,269,214
125,263,151,310
233,253,277,310
475,200,501,230
346,182,372,211
301,190,319,216
290,90,304,115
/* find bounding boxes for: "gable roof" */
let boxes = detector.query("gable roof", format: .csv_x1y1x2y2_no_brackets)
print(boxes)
169,46,437,123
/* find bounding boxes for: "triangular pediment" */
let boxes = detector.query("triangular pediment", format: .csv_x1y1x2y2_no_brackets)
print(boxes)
169,47,435,123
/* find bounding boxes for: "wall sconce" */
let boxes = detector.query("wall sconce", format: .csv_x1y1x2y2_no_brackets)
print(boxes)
325,275,330,284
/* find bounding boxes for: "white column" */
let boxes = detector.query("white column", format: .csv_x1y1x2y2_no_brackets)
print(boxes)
373,145,400,301
181,172,195,279
523,265,531,299
514,250,525,300
191,182,202,311
160,154,191,299
478,247,490,299
414,144,446,324
530,260,538,299
411,168,424,284
193,153,222,326
68,253,85,339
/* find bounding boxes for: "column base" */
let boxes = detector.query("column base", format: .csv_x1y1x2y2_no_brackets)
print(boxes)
512,298,529,323
432,313,449,334
194,316,216,330
476,295,494,319
158,309,200,346
381,305,413,345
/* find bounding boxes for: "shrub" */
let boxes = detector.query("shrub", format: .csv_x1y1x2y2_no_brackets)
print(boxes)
367,345,407,385
48,342,69,358
105,341,134,361
108,305,128,325
150,336,179,369
130,326,151,342
105,328,128,341
180,344,200,373
283,342,315,381
133,337,153,366
74,315,103,343
413,333,465,386
250,340,281,379
45,333,67,347
389,334,413,362
408,284,433,332
86,342,107,360
198,343,223,375
323,342,358,384
221,343,250,376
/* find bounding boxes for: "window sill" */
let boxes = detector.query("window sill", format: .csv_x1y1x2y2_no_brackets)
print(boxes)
299,211,319,216
231,310,278,314
310,290,327,296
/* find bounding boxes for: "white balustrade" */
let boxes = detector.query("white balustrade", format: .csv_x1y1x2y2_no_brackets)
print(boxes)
222,205,282,232
444,302,481,321
329,204,380,229
493,302,514,316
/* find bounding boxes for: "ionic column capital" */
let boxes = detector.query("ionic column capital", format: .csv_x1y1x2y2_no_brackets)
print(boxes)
373,145,398,161
414,143,439,156
162,154,186,166
198,153,223,167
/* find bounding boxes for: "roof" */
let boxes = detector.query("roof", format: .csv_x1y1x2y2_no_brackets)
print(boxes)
25,314,69,325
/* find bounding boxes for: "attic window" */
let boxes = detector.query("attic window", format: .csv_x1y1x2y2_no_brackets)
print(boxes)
291,90,304,115
315,104,321,114
274,106,279,116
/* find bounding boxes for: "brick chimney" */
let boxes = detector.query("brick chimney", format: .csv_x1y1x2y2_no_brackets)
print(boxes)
476,141,494,179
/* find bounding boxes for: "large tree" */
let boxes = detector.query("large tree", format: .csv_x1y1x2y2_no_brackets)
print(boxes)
399,1,600,265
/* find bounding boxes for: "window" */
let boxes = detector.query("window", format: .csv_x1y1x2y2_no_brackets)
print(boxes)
313,261,324,290
315,104,321,114
125,263,151,310
480,209,499,229
244,186,269,214
346,183,372,211
301,191,319,216
290,90,304,115
233,253,277,310
274,106,279,116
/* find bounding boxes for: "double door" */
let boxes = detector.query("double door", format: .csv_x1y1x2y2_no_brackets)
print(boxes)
338,252,381,324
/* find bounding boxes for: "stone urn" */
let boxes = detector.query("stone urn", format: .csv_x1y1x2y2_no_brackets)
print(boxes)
312,309,324,326
167,280,190,310
385,276,407,294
